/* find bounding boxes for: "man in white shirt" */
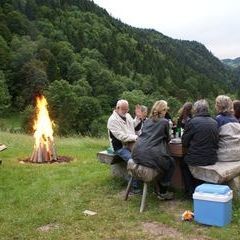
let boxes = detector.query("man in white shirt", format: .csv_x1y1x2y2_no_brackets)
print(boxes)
107,99,143,192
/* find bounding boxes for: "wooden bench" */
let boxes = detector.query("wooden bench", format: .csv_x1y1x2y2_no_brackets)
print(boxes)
125,159,160,212
97,143,240,199
97,151,160,212
97,145,184,190
168,142,240,196
97,150,128,179
97,150,122,164
189,162,240,198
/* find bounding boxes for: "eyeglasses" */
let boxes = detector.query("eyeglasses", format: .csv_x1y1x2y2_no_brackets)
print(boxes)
121,108,129,112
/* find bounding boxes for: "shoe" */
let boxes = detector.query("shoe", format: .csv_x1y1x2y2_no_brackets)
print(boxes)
156,191,174,200
129,188,142,196
132,179,142,189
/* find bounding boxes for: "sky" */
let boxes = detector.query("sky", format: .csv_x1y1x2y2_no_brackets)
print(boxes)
93,0,240,60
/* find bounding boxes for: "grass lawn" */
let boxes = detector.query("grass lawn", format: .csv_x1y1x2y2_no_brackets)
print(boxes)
0,113,23,131
1,131,240,240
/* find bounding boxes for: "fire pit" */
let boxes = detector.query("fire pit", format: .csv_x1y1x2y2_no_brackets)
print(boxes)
21,95,72,164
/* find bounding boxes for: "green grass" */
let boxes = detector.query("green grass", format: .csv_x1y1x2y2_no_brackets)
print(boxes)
1,131,240,239
0,113,23,132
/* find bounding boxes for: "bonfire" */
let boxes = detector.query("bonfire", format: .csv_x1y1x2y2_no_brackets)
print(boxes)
30,95,57,163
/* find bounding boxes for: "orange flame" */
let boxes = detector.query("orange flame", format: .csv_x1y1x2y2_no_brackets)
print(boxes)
33,96,54,150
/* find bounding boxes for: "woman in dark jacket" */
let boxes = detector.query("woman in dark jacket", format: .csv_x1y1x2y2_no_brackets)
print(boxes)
132,100,175,200
181,99,218,198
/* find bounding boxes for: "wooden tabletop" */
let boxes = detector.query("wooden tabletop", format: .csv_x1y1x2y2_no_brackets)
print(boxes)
168,142,184,158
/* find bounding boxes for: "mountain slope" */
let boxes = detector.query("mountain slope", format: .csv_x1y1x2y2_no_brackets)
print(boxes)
222,57,240,68
0,0,237,135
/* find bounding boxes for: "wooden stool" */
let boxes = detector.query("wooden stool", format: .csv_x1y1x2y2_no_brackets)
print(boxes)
124,159,160,212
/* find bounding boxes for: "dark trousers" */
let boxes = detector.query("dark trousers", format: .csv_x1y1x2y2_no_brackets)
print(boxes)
160,157,176,187
155,157,176,194
180,159,204,197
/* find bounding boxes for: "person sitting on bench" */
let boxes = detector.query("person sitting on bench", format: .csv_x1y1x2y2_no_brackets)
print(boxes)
107,99,143,193
132,100,175,200
181,99,219,198
215,95,240,162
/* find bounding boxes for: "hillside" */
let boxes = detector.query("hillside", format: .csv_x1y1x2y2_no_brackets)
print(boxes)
222,57,240,68
0,0,237,135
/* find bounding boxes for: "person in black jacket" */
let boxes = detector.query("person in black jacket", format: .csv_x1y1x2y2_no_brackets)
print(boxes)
181,99,219,198
132,100,175,200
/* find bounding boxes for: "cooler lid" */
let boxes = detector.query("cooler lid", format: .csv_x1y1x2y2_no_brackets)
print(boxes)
195,183,231,195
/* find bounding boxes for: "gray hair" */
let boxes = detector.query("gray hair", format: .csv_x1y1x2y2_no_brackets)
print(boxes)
215,95,233,113
116,99,128,108
140,105,148,113
193,99,209,114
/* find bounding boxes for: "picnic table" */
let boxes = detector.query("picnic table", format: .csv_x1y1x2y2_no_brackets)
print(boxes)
168,139,185,189
97,139,185,189
97,139,240,196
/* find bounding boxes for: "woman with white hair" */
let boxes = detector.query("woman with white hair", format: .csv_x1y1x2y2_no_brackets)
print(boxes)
132,100,175,200
215,95,240,162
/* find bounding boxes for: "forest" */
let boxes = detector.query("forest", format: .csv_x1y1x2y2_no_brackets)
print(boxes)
0,0,238,136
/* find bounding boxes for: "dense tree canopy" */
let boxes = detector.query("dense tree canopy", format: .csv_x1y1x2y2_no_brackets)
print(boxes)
0,0,238,135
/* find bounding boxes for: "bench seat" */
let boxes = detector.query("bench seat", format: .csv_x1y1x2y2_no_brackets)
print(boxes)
189,161,240,198
97,150,184,189
97,150,128,179
97,150,240,198
189,161,240,184
97,150,123,164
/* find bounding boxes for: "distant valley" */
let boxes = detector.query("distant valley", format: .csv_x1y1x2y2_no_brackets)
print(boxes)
222,57,240,68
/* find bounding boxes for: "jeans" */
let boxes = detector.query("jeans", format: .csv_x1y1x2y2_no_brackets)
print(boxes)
115,147,132,162
115,147,141,189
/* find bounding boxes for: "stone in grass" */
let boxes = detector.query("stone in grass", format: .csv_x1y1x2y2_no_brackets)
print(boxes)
0,144,7,152
37,223,60,232
83,210,97,216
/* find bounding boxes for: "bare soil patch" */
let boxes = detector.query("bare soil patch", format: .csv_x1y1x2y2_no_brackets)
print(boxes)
19,155,73,164
142,221,212,240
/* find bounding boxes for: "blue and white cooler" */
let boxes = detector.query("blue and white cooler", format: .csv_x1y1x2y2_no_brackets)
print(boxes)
193,183,232,227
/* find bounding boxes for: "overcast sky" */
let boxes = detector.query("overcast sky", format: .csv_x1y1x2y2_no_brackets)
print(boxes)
93,0,240,60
